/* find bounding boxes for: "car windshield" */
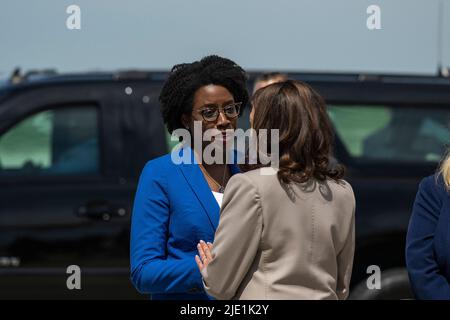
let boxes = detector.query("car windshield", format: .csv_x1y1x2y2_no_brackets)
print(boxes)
328,105,450,164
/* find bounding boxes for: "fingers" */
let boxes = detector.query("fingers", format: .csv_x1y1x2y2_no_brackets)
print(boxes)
197,240,214,269
201,240,213,261
197,242,207,262
195,254,204,271
207,242,215,259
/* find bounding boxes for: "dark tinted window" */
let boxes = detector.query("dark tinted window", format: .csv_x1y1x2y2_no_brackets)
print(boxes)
328,105,449,163
0,106,100,176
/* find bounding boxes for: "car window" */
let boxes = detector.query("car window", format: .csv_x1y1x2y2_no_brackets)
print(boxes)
0,106,100,176
165,130,179,152
328,105,449,163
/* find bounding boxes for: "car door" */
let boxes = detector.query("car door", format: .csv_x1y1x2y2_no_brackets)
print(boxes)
0,84,144,299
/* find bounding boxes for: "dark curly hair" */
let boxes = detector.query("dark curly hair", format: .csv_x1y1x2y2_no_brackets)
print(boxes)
244,79,345,185
159,55,249,133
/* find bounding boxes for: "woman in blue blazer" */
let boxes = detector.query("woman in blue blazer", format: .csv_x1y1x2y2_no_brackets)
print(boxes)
130,55,248,300
406,152,450,299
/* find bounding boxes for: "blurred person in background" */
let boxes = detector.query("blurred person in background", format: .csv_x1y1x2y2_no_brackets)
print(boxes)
195,80,356,299
252,72,288,94
250,72,288,126
130,55,248,300
406,149,450,299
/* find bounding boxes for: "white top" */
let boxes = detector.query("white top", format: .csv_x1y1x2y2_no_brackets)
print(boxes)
212,191,224,207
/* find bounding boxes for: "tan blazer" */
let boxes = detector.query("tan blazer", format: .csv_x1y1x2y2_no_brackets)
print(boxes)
201,168,355,300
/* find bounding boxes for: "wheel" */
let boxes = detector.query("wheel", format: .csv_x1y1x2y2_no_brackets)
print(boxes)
348,268,414,300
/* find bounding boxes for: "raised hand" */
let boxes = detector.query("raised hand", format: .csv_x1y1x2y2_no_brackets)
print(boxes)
195,240,214,272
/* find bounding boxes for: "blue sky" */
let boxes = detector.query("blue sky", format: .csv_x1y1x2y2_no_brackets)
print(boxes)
0,0,449,76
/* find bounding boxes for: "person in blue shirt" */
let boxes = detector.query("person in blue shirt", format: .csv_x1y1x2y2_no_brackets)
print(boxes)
130,55,248,300
406,151,450,299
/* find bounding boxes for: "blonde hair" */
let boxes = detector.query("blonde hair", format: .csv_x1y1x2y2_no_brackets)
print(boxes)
439,151,450,190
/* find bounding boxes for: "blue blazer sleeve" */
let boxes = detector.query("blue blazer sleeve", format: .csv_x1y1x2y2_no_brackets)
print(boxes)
130,160,203,294
405,175,450,299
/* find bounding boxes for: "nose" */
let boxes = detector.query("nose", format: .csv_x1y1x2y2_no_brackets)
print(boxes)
216,110,231,129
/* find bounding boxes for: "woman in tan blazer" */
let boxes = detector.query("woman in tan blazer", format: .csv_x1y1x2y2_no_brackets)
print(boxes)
195,80,356,300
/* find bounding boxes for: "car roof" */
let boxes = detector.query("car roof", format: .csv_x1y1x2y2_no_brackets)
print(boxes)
3,70,450,86
1,70,450,103
0,70,169,103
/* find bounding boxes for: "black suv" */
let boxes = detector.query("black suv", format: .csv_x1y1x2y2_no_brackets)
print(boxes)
0,71,448,299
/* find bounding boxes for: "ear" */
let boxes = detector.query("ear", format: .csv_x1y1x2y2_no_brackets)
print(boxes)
181,114,191,129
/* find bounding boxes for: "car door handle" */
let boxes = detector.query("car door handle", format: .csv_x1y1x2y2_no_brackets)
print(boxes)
76,202,128,221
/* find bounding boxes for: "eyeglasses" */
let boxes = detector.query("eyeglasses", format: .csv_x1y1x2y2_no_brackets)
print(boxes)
198,102,242,122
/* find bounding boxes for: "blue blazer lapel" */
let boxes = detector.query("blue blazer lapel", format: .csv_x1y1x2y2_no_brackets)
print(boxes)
177,147,221,231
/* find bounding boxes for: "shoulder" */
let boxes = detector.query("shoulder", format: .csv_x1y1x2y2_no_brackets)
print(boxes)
222,172,263,217
409,174,449,223
223,170,266,202
232,170,355,198
227,171,259,189
142,153,177,172
325,179,356,217
240,167,278,184
138,153,177,185
227,168,279,193
419,174,446,194
416,174,448,204
329,179,355,200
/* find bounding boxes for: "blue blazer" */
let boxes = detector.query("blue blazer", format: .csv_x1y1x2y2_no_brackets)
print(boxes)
130,146,240,300
406,174,450,299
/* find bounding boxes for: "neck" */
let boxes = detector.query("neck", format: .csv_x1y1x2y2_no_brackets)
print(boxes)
190,143,231,166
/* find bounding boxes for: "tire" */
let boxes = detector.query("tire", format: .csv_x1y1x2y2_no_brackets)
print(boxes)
348,268,414,300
